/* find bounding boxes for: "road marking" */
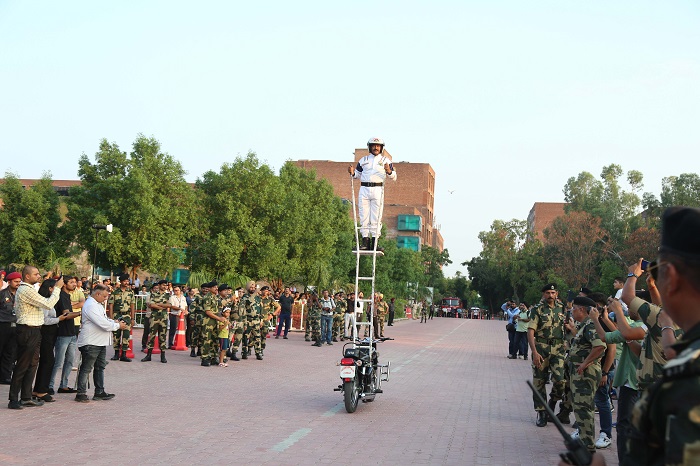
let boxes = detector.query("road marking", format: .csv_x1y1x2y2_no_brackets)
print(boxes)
322,403,344,417
271,428,312,452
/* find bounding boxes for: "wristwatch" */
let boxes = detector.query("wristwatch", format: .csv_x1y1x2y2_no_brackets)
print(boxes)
627,272,638,278
601,371,608,376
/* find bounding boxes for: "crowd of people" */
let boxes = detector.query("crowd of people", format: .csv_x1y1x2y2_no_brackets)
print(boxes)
502,206,700,466
0,265,396,405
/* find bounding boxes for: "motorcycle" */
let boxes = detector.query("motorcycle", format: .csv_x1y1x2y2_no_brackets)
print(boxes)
334,336,392,413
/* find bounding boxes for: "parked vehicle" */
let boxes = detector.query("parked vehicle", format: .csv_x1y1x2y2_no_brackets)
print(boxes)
440,297,463,317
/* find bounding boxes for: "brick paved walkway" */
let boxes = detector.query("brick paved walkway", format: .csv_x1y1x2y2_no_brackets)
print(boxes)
1,318,618,465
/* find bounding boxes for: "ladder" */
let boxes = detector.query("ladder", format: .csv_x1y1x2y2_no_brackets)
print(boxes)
349,175,384,350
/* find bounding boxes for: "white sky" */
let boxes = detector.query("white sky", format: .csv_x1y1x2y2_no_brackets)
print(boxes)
1,1,699,277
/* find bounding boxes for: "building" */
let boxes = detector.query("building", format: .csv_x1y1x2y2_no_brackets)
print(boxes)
295,148,443,252
527,202,567,242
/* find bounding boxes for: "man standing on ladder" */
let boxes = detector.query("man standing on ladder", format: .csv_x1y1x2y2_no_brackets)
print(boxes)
348,137,397,251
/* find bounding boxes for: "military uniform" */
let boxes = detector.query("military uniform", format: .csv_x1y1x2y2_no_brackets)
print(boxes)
200,292,221,365
568,315,605,452
623,322,700,465
239,291,263,359
528,297,567,419
108,287,134,357
376,298,388,336
630,296,683,391
260,296,275,354
332,297,346,341
146,290,169,352
307,299,322,346
189,292,204,357
229,296,245,359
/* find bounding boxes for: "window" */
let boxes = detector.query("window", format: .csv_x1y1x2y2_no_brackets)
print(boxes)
398,215,421,231
397,236,420,251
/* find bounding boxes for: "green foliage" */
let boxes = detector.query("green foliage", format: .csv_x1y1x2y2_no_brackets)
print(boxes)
65,135,195,276
0,173,67,268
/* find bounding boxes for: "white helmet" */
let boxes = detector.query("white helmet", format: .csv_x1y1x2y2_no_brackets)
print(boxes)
367,137,385,153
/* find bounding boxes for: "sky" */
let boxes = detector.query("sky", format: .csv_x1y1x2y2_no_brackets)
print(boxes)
1,1,699,277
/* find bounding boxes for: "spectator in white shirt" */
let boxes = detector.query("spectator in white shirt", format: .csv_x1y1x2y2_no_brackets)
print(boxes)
168,286,187,348
74,284,127,403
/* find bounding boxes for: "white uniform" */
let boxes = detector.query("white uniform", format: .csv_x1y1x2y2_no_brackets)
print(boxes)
352,154,396,238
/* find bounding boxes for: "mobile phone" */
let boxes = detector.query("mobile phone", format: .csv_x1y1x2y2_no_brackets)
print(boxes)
641,259,650,272
566,290,575,303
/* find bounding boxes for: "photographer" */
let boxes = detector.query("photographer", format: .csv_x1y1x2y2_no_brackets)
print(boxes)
75,284,127,403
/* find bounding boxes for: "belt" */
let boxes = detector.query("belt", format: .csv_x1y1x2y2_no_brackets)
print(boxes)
536,337,563,345
361,182,383,187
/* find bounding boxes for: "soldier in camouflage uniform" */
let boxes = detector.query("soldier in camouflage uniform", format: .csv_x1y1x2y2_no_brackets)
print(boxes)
304,293,312,342
200,283,224,366
228,287,244,360
307,293,322,347
259,286,279,356
376,293,388,337
620,207,700,465
141,280,172,363
239,281,264,360
108,274,135,362
527,283,568,427
332,292,346,342
189,283,208,357
564,296,606,453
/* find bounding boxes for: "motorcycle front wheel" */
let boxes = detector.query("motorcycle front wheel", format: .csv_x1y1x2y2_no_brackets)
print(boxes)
344,379,360,413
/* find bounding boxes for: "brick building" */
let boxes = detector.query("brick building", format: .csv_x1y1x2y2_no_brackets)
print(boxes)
527,202,567,242
294,148,443,252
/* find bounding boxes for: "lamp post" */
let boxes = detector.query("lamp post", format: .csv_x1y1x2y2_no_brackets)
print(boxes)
91,224,112,287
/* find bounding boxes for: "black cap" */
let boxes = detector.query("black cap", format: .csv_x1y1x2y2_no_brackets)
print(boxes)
660,207,700,260
157,279,168,285
119,274,130,282
572,296,597,308
260,286,270,292
209,280,218,287
218,284,230,292
201,282,211,289
541,283,557,292
579,287,592,296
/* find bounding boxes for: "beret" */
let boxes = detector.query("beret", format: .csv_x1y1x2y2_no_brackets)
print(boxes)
6,272,21,281
541,283,557,292
572,296,597,308
660,207,700,260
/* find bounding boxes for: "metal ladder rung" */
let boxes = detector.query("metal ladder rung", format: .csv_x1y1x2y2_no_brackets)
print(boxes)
358,276,374,280
356,321,372,325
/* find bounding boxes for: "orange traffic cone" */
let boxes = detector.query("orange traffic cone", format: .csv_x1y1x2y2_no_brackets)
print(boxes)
172,314,188,351
126,329,135,358
143,336,161,354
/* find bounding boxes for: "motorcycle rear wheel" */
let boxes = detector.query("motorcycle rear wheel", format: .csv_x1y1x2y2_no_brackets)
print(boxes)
344,379,360,413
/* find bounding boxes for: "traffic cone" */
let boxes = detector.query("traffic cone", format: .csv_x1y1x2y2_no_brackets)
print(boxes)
142,336,161,354
126,329,135,359
172,314,188,351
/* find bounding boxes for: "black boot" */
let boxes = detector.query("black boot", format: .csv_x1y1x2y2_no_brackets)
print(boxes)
111,349,120,361
256,353,263,360
370,237,384,252
230,351,240,361
242,351,248,360
536,411,548,427
160,351,167,363
141,349,152,362
361,237,371,250
196,347,201,356
201,359,210,367
190,347,196,357
119,351,132,362
547,398,558,420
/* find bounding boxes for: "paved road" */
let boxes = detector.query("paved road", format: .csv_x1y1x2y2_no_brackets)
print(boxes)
1,318,618,465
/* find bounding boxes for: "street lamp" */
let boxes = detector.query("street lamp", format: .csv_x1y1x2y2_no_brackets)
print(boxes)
91,224,112,286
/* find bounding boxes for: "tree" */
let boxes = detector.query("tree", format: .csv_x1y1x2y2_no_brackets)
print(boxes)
543,211,610,289
65,136,195,277
0,173,67,268
564,164,644,257
659,173,700,208
421,246,451,288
